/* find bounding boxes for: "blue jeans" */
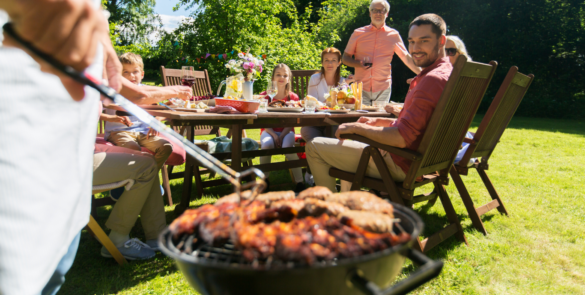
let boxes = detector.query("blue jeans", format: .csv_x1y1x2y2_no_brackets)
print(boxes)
40,232,81,295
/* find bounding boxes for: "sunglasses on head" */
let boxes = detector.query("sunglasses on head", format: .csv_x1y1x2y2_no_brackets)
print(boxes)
445,48,459,56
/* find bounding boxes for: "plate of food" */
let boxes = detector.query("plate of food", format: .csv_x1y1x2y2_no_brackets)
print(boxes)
267,107,304,112
266,100,304,112
317,106,351,113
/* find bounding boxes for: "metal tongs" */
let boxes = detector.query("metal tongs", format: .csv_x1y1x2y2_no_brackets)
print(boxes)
3,23,266,202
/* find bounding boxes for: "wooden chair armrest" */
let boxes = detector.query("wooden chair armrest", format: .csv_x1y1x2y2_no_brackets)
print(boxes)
463,138,475,144
340,134,422,161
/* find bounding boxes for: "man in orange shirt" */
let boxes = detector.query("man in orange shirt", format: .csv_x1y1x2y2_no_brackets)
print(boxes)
307,14,451,192
343,0,421,105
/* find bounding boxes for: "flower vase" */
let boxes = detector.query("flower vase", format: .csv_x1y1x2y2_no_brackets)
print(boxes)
242,80,254,100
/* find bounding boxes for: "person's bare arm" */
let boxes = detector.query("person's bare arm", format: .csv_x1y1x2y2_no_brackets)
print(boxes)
118,78,193,104
357,117,396,127
342,52,364,69
336,122,406,148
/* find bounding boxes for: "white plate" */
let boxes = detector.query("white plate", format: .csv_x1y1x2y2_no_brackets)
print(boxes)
361,106,380,111
267,107,304,112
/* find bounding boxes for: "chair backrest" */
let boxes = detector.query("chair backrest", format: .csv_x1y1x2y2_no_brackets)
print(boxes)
160,66,220,137
403,56,498,188
460,66,534,165
291,70,318,98
160,66,213,97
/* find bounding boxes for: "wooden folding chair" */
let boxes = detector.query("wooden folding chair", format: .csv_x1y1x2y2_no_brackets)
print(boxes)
450,66,534,235
159,66,221,200
88,180,134,266
329,56,498,253
291,70,318,98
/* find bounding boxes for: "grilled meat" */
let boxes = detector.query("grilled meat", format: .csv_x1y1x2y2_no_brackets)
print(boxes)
302,198,347,217
273,214,402,264
255,191,295,205
169,203,237,238
199,215,231,246
172,189,408,265
269,198,348,218
339,210,395,233
270,199,306,214
268,100,286,107
214,190,253,205
297,186,333,200
230,209,280,260
326,191,394,218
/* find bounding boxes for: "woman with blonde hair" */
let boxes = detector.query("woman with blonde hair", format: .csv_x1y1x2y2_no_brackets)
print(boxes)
258,63,305,192
446,35,471,65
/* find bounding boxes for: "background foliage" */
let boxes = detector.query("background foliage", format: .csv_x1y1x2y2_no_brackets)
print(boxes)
107,0,585,119
105,0,161,45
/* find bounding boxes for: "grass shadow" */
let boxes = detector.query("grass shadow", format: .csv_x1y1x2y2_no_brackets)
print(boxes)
471,114,585,136
61,207,185,294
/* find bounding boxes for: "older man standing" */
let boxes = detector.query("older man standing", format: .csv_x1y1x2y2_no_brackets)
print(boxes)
308,14,451,192
343,0,421,105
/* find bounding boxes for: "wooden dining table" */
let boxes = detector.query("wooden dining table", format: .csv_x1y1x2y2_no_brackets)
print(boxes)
110,106,395,214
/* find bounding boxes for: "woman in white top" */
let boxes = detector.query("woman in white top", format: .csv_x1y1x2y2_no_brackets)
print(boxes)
301,47,353,185
302,47,353,141
307,48,346,102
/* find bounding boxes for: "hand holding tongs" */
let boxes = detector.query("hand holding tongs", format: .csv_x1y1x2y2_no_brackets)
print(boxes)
2,23,265,202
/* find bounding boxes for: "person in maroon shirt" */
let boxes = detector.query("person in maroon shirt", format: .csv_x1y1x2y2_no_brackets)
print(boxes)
258,63,305,192
306,14,452,192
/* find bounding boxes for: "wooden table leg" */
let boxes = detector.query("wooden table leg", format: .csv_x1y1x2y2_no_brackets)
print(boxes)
231,124,242,172
175,125,194,215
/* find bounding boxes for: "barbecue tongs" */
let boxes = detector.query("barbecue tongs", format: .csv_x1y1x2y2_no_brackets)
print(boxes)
3,23,266,202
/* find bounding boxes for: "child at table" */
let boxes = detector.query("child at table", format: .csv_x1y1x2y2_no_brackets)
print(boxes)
102,53,173,199
259,64,305,193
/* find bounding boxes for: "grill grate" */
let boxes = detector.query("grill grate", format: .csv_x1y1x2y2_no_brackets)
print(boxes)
173,239,342,270
166,222,408,271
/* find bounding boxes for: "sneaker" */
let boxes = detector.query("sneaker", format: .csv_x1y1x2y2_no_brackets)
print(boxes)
146,239,160,252
101,238,156,260
294,182,306,194
304,172,315,187
109,187,125,202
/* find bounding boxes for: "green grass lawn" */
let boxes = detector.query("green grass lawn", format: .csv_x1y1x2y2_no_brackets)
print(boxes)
59,116,585,294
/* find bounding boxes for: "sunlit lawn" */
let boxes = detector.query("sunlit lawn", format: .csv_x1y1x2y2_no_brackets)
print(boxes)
59,116,585,294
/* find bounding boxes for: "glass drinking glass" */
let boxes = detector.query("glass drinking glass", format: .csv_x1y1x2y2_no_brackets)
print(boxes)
266,81,278,101
258,99,268,113
373,101,385,111
181,66,195,100
363,56,372,68
305,100,317,113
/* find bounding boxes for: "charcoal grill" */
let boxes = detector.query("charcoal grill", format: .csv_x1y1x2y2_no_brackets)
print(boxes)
159,203,442,295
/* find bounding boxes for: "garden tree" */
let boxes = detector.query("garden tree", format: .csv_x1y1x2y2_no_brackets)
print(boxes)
104,0,161,45
159,0,337,93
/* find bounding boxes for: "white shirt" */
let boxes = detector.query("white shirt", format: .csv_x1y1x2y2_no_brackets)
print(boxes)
307,73,346,103
0,4,102,294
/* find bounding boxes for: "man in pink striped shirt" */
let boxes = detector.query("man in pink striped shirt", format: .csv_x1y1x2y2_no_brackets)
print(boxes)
343,0,421,105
